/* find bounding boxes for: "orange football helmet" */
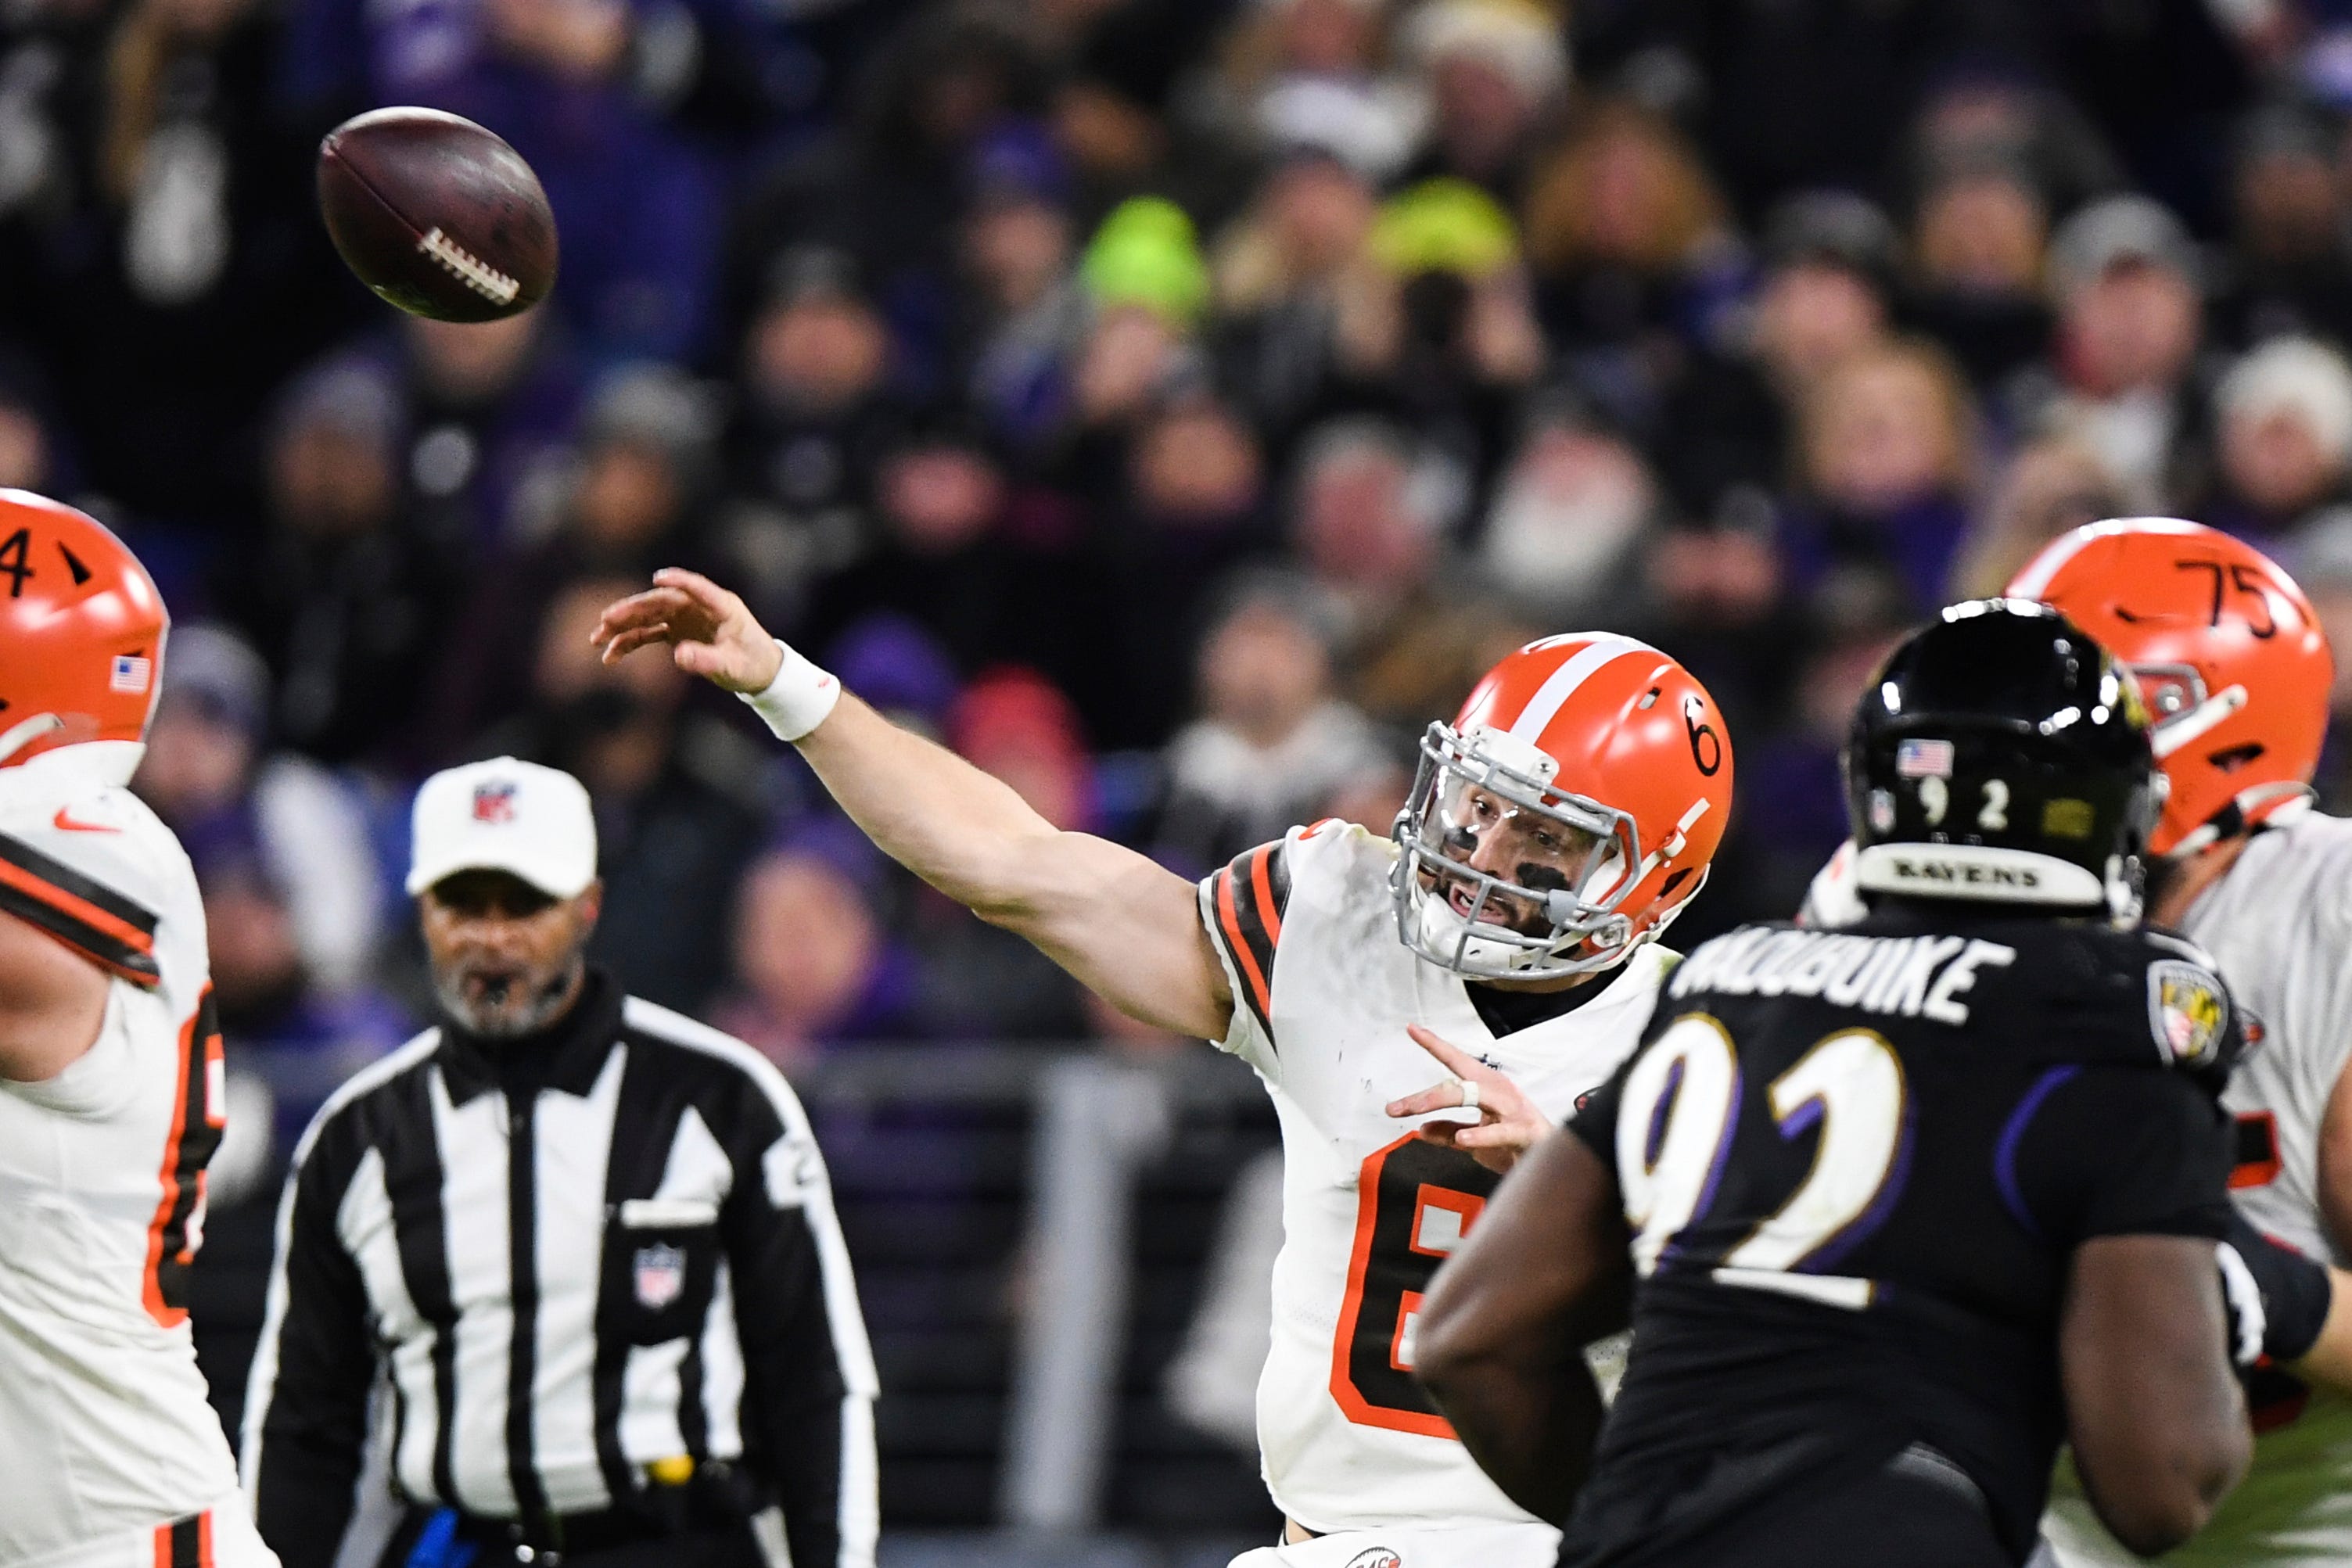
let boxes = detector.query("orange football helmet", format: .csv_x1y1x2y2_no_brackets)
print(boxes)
0,490,169,778
2006,518,2330,856
1393,632,1734,978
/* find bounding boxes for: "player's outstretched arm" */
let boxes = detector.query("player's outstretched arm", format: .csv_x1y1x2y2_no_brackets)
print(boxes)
2061,1234,2253,1556
1414,1128,1630,1522
0,910,109,1084
594,570,1233,1042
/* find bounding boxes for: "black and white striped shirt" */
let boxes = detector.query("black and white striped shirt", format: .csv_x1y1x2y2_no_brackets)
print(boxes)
241,974,877,1568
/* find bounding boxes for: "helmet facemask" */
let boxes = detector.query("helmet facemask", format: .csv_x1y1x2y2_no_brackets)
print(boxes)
1391,721,1697,981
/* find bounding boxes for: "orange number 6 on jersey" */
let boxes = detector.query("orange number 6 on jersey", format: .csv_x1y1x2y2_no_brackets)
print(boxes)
1330,1131,1499,1435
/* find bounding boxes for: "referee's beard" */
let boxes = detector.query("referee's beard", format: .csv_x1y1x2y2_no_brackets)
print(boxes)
436,953,588,1039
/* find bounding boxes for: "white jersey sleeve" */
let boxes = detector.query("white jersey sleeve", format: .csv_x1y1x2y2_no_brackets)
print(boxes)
1197,820,1366,1078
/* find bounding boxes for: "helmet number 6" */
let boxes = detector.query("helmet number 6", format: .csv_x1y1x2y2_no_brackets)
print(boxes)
1684,700,1722,777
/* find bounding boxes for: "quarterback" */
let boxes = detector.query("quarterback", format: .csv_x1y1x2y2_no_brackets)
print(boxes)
594,569,1734,1566
0,491,277,1568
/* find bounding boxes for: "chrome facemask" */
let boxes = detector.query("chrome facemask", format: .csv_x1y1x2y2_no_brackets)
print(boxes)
1391,721,1703,981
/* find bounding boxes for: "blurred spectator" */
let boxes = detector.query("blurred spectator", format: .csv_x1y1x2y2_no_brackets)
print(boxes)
1291,415,1443,640
1522,98,1734,429
1061,393,1276,751
1783,336,1979,612
800,412,1018,671
1905,159,2053,389
134,623,387,996
900,666,1098,1039
2216,102,2352,350
724,5,1054,371
1715,580,1912,927
389,309,588,546
1948,437,2130,598
2020,194,2210,508
1289,416,1532,725
720,246,914,624
2210,335,2352,540
950,666,1096,832
136,623,409,1148
485,576,772,1010
4,0,361,528
220,357,467,766
1474,396,1659,626
1397,0,1568,206
824,613,964,740
1212,147,1379,443
1329,179,1542,493
713,830,932,1067
1154,576,1387,875
1898,63,2124,224
956,124,1086,455
1226,0,1421,187
1657,190,1898,530
425,362,720,753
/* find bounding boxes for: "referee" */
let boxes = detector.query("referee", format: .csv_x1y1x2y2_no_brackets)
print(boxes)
241,759,877,1568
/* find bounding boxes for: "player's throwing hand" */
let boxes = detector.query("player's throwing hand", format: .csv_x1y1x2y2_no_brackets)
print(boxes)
1386,1024,1551,1174
591,568,785,691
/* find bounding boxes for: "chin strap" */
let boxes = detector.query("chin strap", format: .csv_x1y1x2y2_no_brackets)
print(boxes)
0,713,63,766
2167,782,2316,859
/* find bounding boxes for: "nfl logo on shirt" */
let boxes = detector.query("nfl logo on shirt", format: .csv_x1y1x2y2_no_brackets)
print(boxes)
472,782,518,824
109,653,151,694
634,1243,686,1311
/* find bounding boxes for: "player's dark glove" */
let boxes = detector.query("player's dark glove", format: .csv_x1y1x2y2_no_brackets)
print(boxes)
2217,1208,2332,1366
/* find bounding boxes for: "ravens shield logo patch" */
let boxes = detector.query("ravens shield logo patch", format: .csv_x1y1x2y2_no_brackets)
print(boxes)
2149,960,2228,1068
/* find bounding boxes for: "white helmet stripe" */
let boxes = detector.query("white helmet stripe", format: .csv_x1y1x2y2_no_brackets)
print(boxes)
2008,516,2205,598
1506,633,1657,744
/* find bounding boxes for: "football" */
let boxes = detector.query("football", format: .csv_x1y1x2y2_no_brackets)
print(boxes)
316,106,557,323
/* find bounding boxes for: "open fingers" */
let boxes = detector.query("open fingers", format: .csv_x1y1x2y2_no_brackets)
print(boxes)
650,566,738,621
1386,1082,1486,1120
598,626,673,666
1406,1024,1492,1084
1452,1120,1545,1150
592,587,692,643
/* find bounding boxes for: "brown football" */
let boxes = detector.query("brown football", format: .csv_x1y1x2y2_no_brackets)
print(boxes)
317,106,558,323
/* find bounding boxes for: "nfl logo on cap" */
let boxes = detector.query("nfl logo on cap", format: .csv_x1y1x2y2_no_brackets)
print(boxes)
406,757,600,899
109,654,151,694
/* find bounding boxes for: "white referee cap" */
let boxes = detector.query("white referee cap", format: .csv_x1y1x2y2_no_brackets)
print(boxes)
406,756,598,899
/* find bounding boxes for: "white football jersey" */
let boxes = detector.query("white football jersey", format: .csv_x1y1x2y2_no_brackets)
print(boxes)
1198,821,1674,1541
0,747,274,1568
2041,808,2352,1566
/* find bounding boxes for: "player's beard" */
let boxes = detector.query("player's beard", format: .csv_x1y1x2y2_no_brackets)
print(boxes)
436,955,586,1039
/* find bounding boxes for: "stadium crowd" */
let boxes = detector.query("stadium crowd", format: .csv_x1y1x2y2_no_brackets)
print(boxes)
9,0,2352,1125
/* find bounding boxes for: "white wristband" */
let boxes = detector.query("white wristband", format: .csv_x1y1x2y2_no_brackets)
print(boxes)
738,640,842,742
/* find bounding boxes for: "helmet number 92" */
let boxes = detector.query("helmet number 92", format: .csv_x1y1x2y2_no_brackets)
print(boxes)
1916,777,2007,832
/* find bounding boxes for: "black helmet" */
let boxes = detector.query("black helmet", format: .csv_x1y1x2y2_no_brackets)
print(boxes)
1844,599,2163,917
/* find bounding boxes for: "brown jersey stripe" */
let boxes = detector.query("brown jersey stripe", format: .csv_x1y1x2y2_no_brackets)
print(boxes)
154,1512,213,1568
0,867,162,985
1215,867,1273,1033
1212,839,1295,1037
0,828,159,937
